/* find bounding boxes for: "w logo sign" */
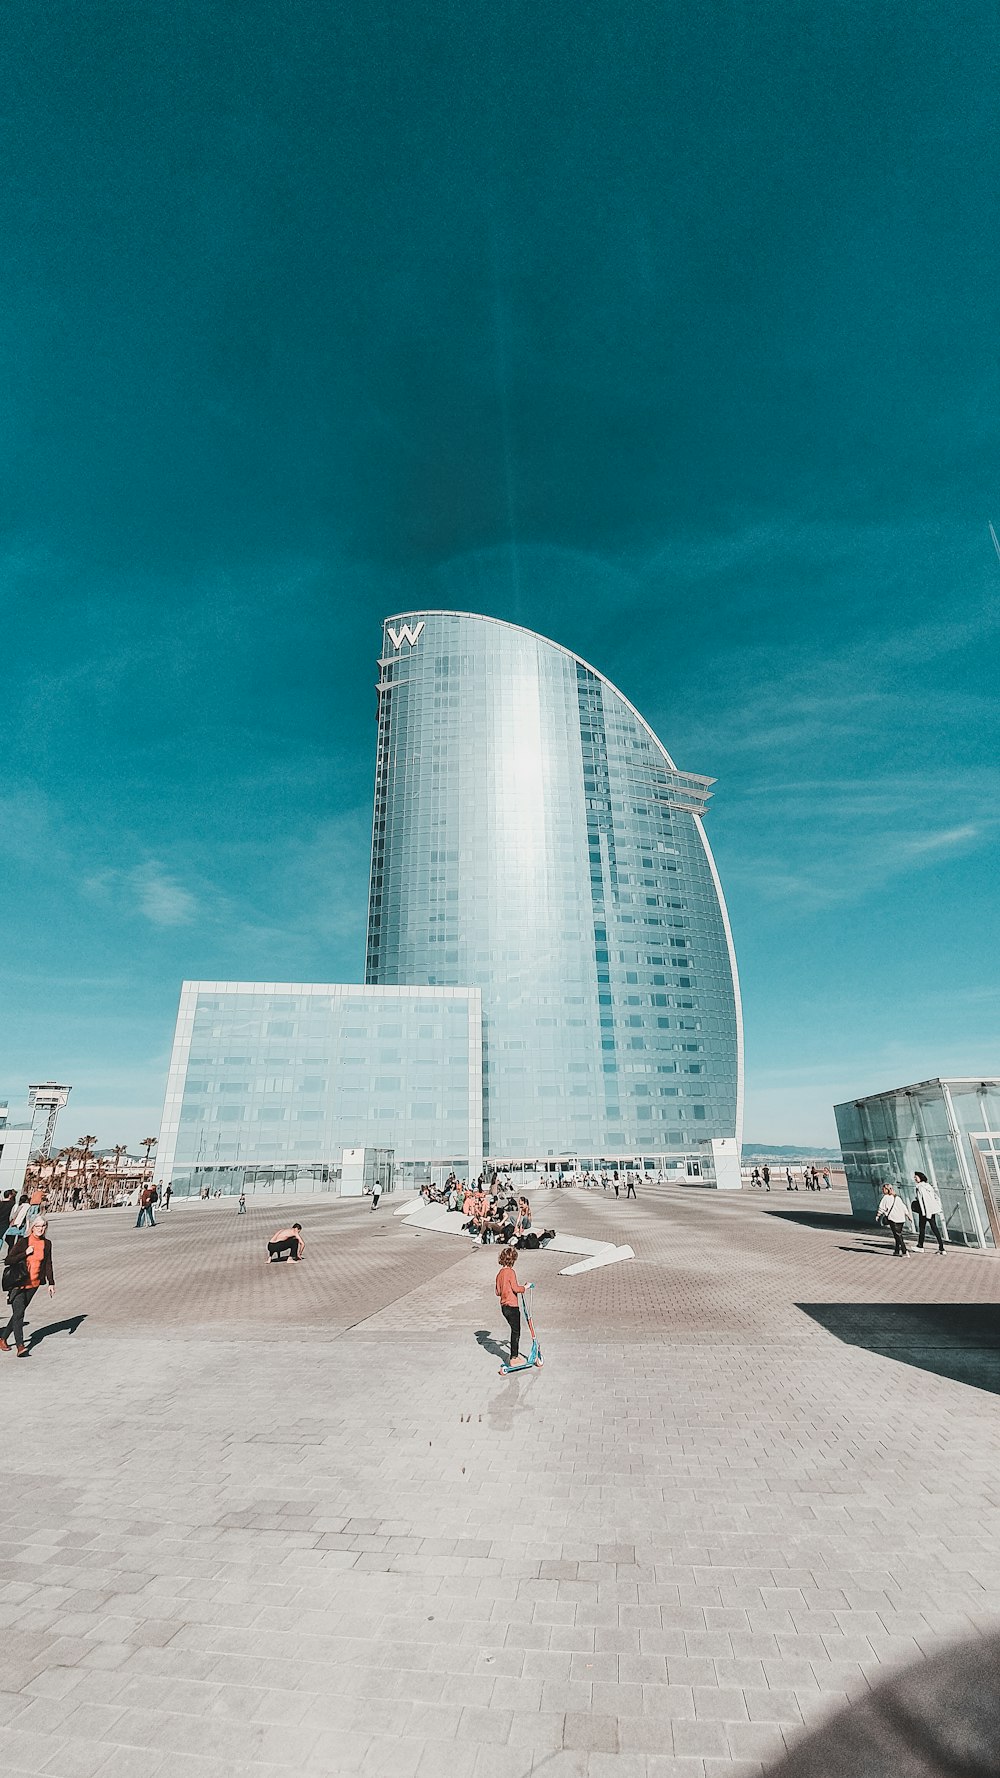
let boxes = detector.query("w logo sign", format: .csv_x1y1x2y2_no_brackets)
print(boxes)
387,621,425,650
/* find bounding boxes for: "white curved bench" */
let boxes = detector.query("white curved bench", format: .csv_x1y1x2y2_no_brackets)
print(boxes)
393,1197,634,1273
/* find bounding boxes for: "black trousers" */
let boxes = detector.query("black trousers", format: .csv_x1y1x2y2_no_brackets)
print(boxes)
501,1303,521,1359
889,1222,908,1254
2,1286,37,1347
268,1238,299,1261
625,1183,636,1198
918,1212,945,1251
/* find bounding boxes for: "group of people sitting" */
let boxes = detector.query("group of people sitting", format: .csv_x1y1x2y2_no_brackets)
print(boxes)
462,1186,554,1248
417,1173,555,1247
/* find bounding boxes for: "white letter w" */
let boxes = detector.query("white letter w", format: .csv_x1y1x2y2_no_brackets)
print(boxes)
387,621,425,650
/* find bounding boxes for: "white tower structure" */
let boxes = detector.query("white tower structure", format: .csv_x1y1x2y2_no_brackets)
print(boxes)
27,1083,71,1158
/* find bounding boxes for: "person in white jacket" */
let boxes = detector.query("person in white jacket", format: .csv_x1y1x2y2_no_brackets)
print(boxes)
912,1171,946,1253
876,1183,912,1256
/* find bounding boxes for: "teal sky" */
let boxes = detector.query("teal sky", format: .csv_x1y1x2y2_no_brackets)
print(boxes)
3,1,999,1148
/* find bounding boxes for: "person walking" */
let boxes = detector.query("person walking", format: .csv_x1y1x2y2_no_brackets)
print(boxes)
912,1172,946,1253
135,1184,157,1228
786,1168,795,1191
822,1169,832,1190
237,1192,247,1215
876,1183,912,1255
0,1191,16,1239
0,1218,55,1356
7,1192,32,1237
370,1180,382,1211
495,1245,528,1369
762,1165,770,1192
625,1175,637,1200
162,1183,172,1211
613,1173,620,1199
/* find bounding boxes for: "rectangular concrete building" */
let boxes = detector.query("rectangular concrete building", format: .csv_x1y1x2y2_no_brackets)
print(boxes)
0,1098,33,1200
157,981,483,1196
835,1077,1000,1249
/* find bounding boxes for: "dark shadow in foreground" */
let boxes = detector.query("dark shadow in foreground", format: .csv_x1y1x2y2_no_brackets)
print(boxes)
770,1210,862,1231
27,1314,87,1348
800,1303,1000,1395
474,1328,508,1361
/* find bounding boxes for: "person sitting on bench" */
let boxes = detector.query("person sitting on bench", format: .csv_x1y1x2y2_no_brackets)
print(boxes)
267,1224,304,1262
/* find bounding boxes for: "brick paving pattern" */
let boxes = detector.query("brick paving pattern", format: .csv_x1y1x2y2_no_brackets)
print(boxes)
1,1185,998,1777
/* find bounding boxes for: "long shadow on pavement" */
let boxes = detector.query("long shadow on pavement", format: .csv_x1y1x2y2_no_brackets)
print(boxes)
770,1210,862,1231
800,1303,1000,1395
27,1314,87,1349
474,1328,508,1361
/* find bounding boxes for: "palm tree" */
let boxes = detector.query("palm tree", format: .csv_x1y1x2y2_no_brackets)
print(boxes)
76,1135,97,1204
54,1146,73,1207
140,1136,158,1176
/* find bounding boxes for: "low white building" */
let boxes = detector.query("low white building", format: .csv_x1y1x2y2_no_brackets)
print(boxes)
0,1099,33,1200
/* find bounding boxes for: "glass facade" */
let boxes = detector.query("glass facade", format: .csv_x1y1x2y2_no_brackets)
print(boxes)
157,982,482,1195
367,613,742,1161
835,1078,1000,1249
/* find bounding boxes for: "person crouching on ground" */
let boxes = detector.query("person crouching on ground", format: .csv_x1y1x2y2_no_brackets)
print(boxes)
876,1183,911,1256
1,1218,55,1356
267,1224,304,1262
495,1245,528,1368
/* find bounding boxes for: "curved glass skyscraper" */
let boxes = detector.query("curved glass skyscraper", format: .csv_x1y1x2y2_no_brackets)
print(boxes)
366,613,742,1163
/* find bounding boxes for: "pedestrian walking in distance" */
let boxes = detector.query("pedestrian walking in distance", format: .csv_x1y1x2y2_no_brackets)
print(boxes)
1,1218,55,1357
135,1184,157,1228
237,1192,247,1214
495,1245,528,1369
370,1181,382,1211
267,1224,304,1262
625,1175,637,1200
876,1183,912,1256
7,1192,32,1237
762,1165,770,1192
912,1172,946,1253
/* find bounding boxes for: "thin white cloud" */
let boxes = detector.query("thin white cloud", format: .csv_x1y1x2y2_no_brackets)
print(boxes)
902,824,979,855
82,859,201,926
130,861,198,927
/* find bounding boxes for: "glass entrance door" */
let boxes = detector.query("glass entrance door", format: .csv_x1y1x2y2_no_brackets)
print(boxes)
970,1134,1000,1246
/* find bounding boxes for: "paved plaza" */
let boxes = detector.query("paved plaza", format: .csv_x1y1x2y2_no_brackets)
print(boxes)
2,1184,999,1778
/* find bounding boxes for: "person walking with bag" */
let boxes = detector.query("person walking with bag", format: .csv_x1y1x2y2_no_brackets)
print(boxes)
1,1218,55,1356
912,1172,946,1253
876,1183,912,1256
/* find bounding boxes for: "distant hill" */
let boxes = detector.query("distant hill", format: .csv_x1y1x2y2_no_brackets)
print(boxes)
742,1143,842,1161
